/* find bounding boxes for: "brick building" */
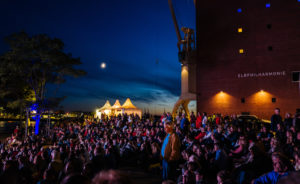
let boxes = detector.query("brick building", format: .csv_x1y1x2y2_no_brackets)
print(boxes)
195,0,300,118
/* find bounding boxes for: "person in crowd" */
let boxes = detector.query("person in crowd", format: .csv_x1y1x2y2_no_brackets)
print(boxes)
252,152,291,184
180,113,188,133
161,121,181,181
196,112,202,129
271,108,283,132
202,112,208,128
284,113,293,130
190,111,196,128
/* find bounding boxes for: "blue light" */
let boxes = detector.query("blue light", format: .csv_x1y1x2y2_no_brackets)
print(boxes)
34,115,40,135
266,3,271,8
237,8,242,13
31,103,40,135
298,0,300,2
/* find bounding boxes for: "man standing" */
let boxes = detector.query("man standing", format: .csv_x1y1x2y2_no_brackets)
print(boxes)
271,108,282,132
161,121,181,181
180,113,188,133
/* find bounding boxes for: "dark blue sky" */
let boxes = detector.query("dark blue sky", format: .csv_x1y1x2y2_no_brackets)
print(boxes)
0,0,195,113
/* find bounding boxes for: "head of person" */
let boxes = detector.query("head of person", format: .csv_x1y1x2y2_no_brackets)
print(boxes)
182,169,196,184
272,152,290,173
164,121,173,134
217,170,230,184
275,108,280,115
92,170,132,184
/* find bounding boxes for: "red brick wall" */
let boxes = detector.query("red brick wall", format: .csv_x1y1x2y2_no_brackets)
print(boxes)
195,0,300,119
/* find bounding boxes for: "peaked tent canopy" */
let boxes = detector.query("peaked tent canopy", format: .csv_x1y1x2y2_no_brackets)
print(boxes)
100,100,111,110
112,99,122,109
122,98,137,109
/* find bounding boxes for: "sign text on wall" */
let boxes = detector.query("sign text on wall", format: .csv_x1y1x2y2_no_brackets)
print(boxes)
237,71,286,78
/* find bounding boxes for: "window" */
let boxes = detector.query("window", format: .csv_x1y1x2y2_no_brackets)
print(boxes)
267,24,272,29
272,98,276,103
292,71,300,82
266,3,271,8
268,46,273,51
237,8,242,13
238,28,243,33
239,49,244,54
241,98,245,103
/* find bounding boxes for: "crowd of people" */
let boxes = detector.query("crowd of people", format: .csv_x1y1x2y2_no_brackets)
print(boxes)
0,108,300,184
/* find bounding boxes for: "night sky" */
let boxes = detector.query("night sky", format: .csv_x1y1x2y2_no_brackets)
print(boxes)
0,0,196,114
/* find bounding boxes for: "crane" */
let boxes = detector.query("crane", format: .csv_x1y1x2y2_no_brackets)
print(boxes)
168,0,197,119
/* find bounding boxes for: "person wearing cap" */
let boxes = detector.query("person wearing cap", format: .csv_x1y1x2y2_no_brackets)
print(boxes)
161,121,181,181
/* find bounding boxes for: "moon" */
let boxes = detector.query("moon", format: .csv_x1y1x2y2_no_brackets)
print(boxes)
100,62,106,69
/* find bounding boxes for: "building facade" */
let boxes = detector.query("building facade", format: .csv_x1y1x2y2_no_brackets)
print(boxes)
195,0,300,118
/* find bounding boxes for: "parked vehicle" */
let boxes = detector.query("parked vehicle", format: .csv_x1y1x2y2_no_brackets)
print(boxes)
237,115,271,131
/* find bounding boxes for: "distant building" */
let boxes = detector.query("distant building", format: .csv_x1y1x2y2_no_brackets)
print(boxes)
195,0,300,118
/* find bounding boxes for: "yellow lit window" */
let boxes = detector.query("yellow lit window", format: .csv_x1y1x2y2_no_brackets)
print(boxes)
239,49,244,54
238,28,243,33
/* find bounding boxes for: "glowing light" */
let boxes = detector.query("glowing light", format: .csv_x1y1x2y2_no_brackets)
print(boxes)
30,103,40,135
237,8,242,13
104,109,110,114
266,3,271,8
249,90,272,106
238,28,243,33
100,62,106,69
239,49,244,54
211,91,232,107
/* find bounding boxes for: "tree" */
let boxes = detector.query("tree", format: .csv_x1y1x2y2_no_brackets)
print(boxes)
0,31,86,134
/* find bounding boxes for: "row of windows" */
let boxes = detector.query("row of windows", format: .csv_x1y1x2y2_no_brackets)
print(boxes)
238,46,273,53
237,24,272,33
237,3,271,13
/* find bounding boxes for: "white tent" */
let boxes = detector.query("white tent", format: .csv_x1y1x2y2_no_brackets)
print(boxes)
95,100,111,119
111,99,123,116
122,98,142,117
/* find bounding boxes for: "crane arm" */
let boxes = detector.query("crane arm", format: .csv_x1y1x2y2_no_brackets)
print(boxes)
168,0,182,42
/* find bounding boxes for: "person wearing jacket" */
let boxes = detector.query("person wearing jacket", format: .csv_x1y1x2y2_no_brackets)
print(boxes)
161,121,181,181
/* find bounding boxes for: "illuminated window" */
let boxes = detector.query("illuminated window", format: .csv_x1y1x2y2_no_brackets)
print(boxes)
238,28,243,33
239,49,244,54
266,3,271,8
237,8,242,13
